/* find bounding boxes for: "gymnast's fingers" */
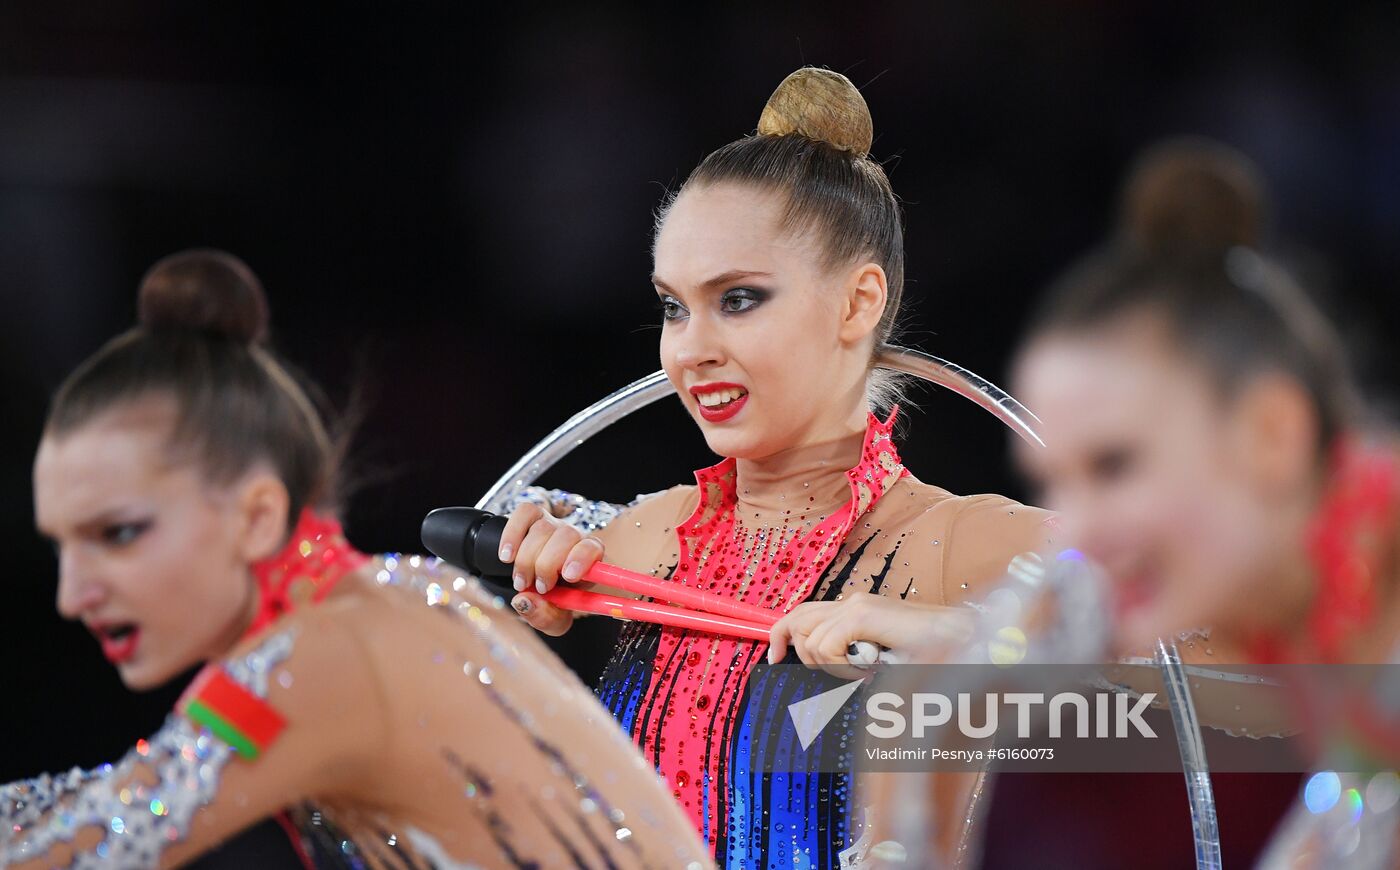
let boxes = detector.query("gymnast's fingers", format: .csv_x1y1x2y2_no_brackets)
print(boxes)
560,536,605,583
513,518,559,593
498,502,543,564
511,591,575,636
533,524,585,593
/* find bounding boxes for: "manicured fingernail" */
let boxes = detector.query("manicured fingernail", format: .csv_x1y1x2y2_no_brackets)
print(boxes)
512,596,531,614
562,561,583,581
768,648,779,665
499,543,513,562
535,579,547,594
513,573,526,592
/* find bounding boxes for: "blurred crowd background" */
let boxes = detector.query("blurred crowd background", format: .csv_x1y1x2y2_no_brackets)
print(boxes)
3,2,1397,865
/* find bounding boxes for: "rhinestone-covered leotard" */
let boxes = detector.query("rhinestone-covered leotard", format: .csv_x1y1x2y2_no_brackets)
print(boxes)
584,411,1057,868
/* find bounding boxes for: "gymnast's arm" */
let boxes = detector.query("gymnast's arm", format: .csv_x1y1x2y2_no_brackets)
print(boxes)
2,607,384,869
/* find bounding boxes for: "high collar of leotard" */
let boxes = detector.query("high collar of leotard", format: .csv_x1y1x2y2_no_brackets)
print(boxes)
245,508,370,639
681,406,906,536
1249,436,1399,664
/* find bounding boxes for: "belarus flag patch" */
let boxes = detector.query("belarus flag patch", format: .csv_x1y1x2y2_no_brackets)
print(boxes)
179,666,287,759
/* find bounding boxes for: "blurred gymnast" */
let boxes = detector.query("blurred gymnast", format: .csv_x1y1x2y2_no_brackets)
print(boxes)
494,67,1056,868
1,251,710,869
1013,139,1399,867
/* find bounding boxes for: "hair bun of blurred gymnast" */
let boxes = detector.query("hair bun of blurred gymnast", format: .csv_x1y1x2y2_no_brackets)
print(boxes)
138,247,270,344
1119,135,1268,258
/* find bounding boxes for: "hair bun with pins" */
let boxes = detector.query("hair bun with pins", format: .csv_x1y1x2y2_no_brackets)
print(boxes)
1119,136,1268,258
137,248,270,345
757,67,874,157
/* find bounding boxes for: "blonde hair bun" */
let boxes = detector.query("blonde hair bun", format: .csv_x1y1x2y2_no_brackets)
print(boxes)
757,67,874,157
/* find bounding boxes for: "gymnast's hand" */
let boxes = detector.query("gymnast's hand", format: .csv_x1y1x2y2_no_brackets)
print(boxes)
768,593,976,677
498,501,605,636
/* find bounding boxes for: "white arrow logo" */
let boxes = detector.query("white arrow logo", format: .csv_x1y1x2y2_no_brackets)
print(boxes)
787,679,866,750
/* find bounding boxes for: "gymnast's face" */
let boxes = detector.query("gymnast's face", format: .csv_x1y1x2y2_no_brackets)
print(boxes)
1013,319,1296,653
34,396,282,690
652,183,886,460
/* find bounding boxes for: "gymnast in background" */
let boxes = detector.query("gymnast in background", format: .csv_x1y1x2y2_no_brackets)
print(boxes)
1013,139,1399,867
2,250,710,869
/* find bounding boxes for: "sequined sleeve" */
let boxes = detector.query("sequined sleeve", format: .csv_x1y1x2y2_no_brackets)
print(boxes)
2,618,383,869
501,486,650,535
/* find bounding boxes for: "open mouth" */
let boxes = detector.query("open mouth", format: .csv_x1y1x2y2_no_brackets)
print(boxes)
91,623,141,665
691,384,749,422
696,386,747,408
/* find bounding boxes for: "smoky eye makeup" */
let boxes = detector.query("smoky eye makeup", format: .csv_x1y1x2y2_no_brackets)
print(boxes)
654,282,771,321
100,518,154,547
718,286,769,314
656,293,688,322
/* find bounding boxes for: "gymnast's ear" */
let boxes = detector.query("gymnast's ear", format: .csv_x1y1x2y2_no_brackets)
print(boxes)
837,261,888,346
1232,372,1321,494
234,468,293,563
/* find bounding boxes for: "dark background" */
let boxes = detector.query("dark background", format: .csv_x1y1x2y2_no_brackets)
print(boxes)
2,2,1396,866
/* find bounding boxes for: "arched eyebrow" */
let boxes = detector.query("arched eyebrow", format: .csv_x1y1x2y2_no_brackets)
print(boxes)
651,270,774,295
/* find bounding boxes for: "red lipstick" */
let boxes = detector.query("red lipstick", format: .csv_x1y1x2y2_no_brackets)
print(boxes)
90,623,141,665
689,382,749,423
